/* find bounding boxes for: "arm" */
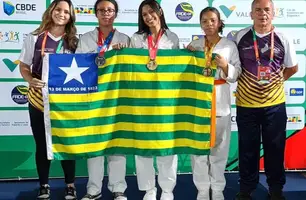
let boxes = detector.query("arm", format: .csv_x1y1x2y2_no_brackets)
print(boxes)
283,65,298,81
219,43,242,83
19,62,32,83
19,62,45,89
282,32,298,81
19,34,45,89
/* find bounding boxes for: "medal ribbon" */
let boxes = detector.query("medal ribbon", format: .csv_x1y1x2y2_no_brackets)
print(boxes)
252,27,274,66
148,29,164,61
41,31,65,57
204,36,220,67
97,28,115,57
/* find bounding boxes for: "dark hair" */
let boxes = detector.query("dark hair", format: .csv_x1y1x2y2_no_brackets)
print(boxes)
199,7,225,34
94,0,119,17
136,0,169,34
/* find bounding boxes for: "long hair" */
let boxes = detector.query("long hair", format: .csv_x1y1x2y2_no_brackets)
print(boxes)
32,0,78,51
199,7,225,34
136,0,168,34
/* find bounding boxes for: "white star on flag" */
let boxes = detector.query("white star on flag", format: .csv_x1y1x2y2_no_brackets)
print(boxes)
59,57,89,84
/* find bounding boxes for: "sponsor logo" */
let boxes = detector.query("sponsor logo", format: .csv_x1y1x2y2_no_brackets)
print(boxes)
75,5,95,15
274,7,284,18
2,58,20,72
286,8,304,18
175,2,193,21
3,1,36,15
219,5,236,18
192,35,204,41
0,31,20,43
287,114,302,123
3,1,14,16
231,115,236,123
11,85,28,104
118,8,137,15
289,88,304,96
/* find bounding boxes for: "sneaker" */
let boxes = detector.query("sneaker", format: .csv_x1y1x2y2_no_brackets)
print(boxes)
160,191,174,200
81,193,102,200
113,192,127,200
65,186,77,200
37,184,50,200
197,190,209,200
235,192,252,200
268,191,286,200
143,187,157,200
212,190,224,200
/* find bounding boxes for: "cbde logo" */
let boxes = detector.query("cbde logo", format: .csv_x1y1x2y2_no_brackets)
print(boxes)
3,1,36,16
11,85,28,104
175,2,193,21
3,1,14,15
289,88,304,96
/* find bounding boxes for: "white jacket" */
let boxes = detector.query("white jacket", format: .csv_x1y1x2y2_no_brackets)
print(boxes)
189,37,241,116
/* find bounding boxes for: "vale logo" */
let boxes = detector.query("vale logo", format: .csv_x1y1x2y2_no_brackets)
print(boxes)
2,58,20,72
219,5,236,18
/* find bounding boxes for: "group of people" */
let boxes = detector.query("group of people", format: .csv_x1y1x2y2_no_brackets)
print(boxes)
18,0,298,200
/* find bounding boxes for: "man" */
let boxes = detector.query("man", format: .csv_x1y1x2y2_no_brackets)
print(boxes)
234,0,298,200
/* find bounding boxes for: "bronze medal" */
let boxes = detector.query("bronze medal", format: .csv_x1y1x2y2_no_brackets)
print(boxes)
147,60,158,71
202,67,212,77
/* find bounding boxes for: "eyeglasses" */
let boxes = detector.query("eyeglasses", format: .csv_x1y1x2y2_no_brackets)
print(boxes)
96,9,115,15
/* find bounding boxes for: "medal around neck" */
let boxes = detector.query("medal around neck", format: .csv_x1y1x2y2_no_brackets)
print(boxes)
202,67,212,77
95,55,106,66
147,59,158,71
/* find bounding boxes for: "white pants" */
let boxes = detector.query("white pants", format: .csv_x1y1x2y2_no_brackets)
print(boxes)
135,155,178,192
86,155,127,195
191,114,231,191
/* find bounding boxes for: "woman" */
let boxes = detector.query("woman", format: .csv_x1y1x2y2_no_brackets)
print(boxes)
187,7,241,200
130,1,179,200
18,0,78,199
76,0,130,200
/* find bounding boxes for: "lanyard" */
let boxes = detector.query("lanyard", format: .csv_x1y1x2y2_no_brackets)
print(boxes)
41,31,64,57
252,27,274,66
147,29,164,60
204,36,221,67
97,28,115,56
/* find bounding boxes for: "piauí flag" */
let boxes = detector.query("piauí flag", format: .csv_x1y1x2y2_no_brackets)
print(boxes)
42,48,217,160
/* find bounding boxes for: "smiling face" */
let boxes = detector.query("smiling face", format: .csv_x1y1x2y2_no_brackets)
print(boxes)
200,11,221,37
96,1,116,27
51,1,71,26
141,4,161,29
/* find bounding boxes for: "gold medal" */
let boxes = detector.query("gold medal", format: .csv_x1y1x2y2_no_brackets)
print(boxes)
202,67,212,77
147,60,158,71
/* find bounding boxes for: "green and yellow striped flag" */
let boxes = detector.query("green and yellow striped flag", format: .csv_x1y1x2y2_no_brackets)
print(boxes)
42,48,217,160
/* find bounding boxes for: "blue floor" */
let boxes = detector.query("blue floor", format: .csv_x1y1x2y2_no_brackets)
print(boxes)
0,173,306,200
